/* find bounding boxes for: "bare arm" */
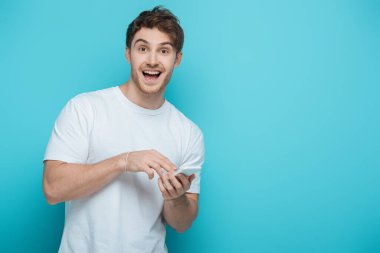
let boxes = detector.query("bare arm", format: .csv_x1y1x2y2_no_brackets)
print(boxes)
163,193,198,233
43,153,126,205
158,174,199,233
43,149,176,205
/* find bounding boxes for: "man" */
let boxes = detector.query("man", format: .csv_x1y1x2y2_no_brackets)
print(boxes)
43,6,204,253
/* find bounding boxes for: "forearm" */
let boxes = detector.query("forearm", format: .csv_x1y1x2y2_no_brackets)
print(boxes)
43,153,126,204
162,194,198,233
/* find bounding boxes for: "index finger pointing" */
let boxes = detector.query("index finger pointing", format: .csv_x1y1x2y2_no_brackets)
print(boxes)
153,152,176,170
157,158,176,173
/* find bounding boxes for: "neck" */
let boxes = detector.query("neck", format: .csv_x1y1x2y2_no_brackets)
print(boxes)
119,80,165,110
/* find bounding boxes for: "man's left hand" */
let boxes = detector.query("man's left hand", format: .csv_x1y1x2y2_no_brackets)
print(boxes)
158,173,195,200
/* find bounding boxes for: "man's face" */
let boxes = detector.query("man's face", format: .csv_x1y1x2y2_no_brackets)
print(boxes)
126,27,182,96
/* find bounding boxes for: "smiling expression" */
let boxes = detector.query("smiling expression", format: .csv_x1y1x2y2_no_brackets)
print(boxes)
126,27,182,96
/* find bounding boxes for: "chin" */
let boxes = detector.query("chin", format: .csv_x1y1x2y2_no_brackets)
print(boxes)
138,82,167,95
131,69,171,96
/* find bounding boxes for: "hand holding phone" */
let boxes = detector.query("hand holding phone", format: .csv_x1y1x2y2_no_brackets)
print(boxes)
174,167,200,176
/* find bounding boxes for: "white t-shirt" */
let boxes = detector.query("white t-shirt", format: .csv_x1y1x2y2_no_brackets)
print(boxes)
44,86,205,253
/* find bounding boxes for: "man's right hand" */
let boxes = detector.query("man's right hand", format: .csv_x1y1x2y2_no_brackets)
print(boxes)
125,149,177,179
43,149,176,204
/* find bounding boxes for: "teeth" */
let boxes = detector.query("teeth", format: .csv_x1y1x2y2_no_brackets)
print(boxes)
143,71,160,75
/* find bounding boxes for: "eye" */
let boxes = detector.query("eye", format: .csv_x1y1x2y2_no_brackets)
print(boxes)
138,46,147,53
161,49,169,54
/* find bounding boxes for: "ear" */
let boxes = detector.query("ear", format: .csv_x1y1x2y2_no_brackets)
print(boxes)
125,48,131,64
174,52,182,67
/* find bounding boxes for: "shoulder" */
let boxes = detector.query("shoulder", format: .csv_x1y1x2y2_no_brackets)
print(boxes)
167,102,203,139
67,86,116,112
70,86,115,105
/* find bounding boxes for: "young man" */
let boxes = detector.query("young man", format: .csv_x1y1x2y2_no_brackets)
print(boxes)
43,6,204,253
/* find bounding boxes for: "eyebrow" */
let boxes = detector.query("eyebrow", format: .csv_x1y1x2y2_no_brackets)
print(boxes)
134,39,174,48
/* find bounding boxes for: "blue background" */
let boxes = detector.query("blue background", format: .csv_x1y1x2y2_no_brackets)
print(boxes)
1,0,379,252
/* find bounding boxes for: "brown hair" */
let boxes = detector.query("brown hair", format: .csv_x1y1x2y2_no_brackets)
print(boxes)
126,6,184,53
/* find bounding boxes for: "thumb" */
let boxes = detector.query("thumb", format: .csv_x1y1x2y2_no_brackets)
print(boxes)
189,174,195,183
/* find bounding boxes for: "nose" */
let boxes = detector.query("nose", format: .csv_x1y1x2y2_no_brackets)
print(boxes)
146,51,159,67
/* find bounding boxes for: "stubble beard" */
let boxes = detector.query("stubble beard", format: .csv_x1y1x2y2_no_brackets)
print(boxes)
131,67,174,96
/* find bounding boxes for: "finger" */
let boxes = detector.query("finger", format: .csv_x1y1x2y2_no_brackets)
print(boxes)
160,173,177,197
157,158,176,173
176,173,190,191
150,150,176,171
158,178,172,199
147,161,164,177
161,156,177,171
168,173,183,190
158,178,166,193
189,174,196,184
158,179,171,199
143,166,155,180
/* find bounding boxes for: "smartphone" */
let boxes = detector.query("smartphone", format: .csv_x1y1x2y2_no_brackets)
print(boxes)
174,168,200,176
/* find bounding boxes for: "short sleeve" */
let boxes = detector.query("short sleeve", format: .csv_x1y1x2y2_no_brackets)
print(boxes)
180,124,205,194
43,95,93,164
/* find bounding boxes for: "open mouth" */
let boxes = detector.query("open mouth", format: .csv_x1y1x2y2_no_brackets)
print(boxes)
142,70,162,82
